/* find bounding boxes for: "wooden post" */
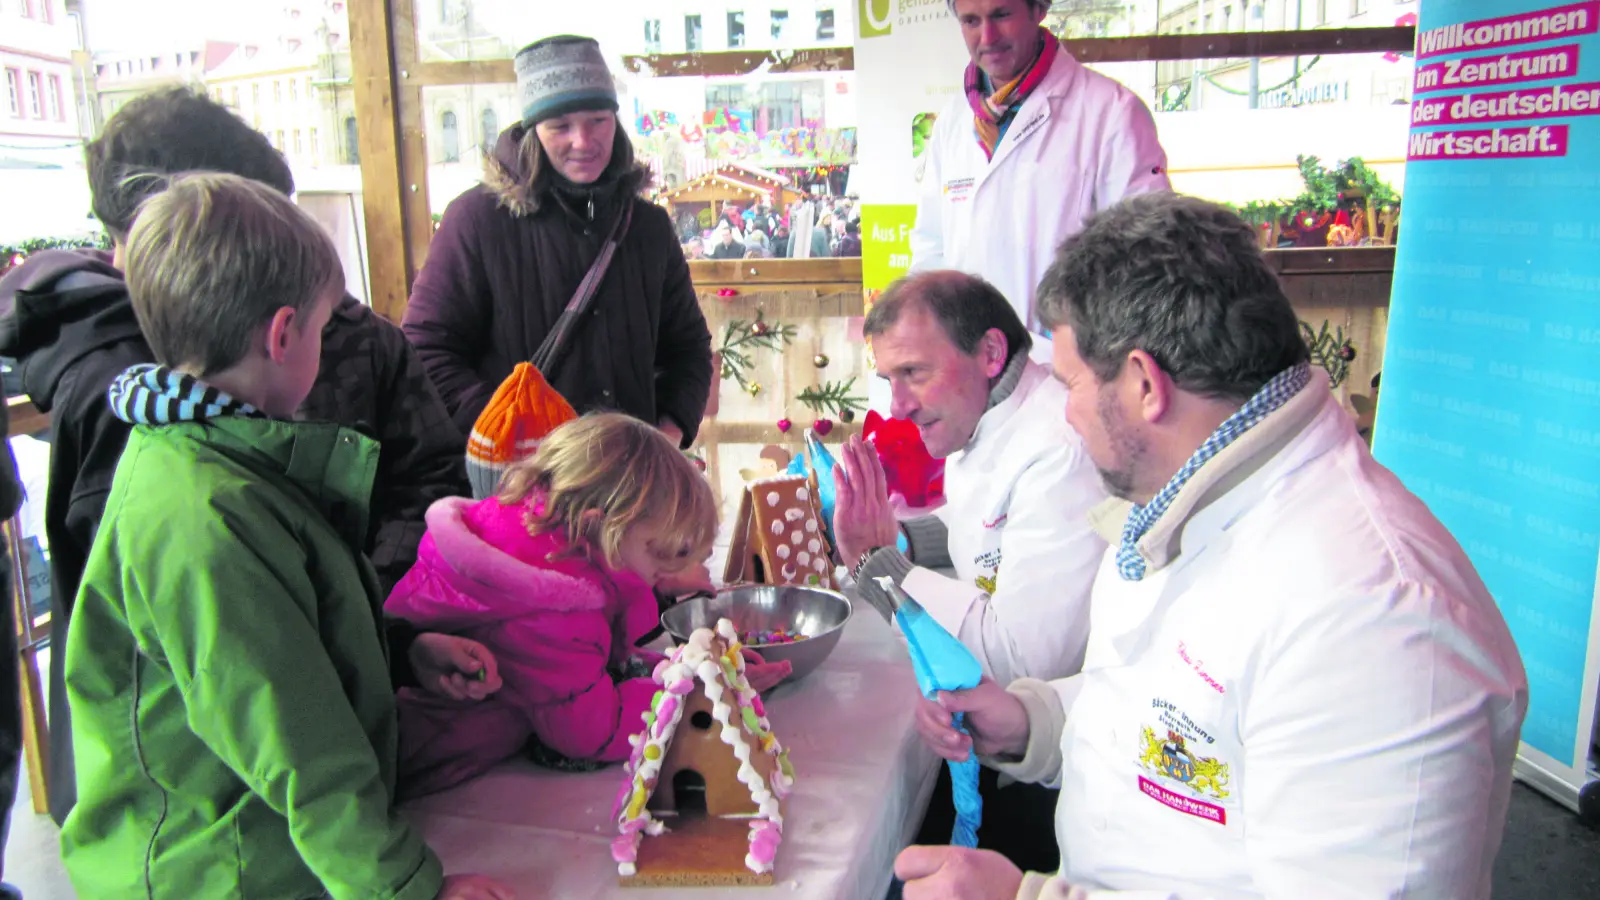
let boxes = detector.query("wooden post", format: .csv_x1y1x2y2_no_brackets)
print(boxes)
347,0,415,324
7,518,49,814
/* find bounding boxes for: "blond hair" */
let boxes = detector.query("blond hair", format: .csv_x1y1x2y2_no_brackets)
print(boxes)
124,171,343,375
500,413,716,572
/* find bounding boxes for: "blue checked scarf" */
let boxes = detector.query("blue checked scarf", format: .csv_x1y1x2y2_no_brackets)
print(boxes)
108,363,263,425
1117,363,1312,581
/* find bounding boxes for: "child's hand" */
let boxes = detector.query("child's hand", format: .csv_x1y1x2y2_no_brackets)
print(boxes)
410,633,503,701
435,873,516,900
654,563,716,598
740,649,793,693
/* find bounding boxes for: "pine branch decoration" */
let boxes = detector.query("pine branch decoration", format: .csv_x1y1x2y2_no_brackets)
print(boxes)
718,310,796,393
1301,319,1356,388
797,378,866,418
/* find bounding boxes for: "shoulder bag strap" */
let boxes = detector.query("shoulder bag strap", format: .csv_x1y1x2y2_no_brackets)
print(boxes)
530,198,637,375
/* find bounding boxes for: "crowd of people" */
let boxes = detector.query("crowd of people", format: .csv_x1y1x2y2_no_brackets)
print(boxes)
674,194,863,262
0,3,1534,900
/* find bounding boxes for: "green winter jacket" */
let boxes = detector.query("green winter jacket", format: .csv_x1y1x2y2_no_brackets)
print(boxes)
61,413,444,899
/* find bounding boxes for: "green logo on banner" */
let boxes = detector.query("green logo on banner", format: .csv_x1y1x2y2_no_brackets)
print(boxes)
859,0,895,39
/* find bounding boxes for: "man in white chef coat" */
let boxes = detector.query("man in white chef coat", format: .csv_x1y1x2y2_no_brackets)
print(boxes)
898,193,1528,900
832,270,1107,871
909,0,1169,355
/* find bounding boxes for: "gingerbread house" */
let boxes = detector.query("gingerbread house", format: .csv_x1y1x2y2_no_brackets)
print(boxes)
612,620,795,886
723,473,836,589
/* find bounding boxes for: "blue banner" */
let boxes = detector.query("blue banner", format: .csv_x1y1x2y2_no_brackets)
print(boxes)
1377,0,1600,765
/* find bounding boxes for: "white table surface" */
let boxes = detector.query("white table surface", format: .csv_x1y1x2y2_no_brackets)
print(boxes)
404,608,942,900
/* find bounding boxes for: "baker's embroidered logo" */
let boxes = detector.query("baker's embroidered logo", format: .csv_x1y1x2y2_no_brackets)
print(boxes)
972,549,1000,593
1139,728,1230,800
1137,726,1231,825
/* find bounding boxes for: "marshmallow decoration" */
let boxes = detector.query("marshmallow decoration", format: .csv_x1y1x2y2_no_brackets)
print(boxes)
612,619,794,886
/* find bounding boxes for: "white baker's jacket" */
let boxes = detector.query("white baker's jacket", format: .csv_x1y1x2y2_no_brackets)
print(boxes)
908,44,1170,356
998,379,1528,900
903,360,1109,685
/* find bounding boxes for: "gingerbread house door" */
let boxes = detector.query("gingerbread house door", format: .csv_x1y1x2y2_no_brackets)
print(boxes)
648,691,758,818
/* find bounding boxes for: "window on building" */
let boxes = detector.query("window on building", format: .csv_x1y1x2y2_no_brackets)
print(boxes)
231,85,241,107
25,71,42,118
643,19,662,53
20,0,35,19
480,107,499,149
294,129,303,156
3,70,20,118
1316,0,1328,24
250,84,258,106
442,110,459,162
306,76,313,98
1351,0,1368,14
771,10,789,40
685,15,703,52
290,78,298,101
728,12,746,49
816,8,836,41
275,129,285,149
42,0,53,23
274,80,283,102
46,74,62,120
310,126,320,159
344,115,360,164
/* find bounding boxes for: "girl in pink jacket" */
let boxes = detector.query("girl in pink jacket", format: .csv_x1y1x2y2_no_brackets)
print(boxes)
387,414,785,799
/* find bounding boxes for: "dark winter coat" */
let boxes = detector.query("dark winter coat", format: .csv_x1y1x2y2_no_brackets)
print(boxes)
0,249,467,824
402,126,713,444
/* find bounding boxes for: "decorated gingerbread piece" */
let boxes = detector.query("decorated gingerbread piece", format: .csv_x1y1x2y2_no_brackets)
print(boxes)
723,472,836,588
611,620,795,886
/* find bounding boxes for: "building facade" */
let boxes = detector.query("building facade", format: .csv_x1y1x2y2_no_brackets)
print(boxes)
1,0,85,163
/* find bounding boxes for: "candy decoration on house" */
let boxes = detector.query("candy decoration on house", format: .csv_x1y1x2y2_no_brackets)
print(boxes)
718,310,796,397
863,411,945,509
1301,320,1357,388
725,467,836,588
611,620,795,886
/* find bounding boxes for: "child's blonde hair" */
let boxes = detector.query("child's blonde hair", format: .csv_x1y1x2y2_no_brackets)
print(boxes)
500,413,716,572
124,171,343,375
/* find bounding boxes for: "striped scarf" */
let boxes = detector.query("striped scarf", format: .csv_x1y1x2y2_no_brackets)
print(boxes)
1116,363,1313,581
108,363,263,426
963,26,1056,161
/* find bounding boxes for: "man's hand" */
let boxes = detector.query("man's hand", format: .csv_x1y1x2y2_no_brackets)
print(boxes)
914,678,1030,763
741,649,794,693
435,873,516,900
832,435,900,566
658,418,685,448
410,633,503,701
895,845,1024,900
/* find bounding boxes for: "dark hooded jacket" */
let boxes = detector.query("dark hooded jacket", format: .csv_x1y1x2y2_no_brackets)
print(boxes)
0,248,467,824
401,125,713,443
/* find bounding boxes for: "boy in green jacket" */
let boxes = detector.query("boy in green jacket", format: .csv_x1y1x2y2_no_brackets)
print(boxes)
61,172,513,900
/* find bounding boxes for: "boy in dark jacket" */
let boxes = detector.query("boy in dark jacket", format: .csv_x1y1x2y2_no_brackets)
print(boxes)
63,171,509,900
0,85,475,825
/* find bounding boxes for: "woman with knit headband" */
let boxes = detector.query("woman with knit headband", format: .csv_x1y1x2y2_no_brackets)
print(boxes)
404,35,713,451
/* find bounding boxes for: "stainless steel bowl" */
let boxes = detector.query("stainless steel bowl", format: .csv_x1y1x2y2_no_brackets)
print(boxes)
660,584,853,683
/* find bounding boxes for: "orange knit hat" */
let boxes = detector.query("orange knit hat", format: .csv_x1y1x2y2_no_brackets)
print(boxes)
465,362,578,498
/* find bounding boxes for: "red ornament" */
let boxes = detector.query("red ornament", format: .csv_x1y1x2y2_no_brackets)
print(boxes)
777,417,792,433
691,456,707,472
717,288,739,298
1338,344,1357,362
813,418,834,437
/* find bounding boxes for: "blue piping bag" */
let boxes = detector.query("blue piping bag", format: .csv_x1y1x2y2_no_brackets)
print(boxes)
875,576,983,847
791,429,909,553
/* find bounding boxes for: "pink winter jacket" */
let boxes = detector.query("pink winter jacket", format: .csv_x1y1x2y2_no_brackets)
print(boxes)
386,495,663,797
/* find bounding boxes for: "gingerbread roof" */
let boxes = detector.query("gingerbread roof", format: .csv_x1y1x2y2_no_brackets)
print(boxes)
751,473,834,588
611,620,794,878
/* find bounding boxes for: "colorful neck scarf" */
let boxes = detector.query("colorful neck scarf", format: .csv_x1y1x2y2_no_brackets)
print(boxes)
107,363,263,426
963,26,1056,161
1116,363,1313,581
